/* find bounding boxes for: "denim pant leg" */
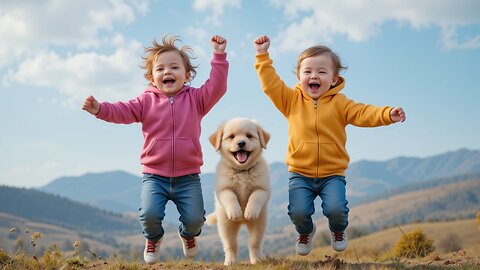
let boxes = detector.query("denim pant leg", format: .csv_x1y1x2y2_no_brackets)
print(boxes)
287,172,316,235
319,175,349,232
138,174,169,242
172,174,205,238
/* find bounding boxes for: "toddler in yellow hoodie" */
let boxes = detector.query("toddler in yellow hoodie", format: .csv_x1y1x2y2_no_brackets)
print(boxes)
253,35,406,255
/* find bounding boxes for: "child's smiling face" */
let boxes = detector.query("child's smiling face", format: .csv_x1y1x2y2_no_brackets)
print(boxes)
298,54,338,100
150,50,190,96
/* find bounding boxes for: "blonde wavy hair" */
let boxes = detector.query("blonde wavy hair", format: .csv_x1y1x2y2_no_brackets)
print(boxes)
141,34,197,83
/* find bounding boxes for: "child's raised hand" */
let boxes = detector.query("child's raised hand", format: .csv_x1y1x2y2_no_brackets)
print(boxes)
253,35,270,54
390,107,406,123
82,95,100,115
211,35,227,54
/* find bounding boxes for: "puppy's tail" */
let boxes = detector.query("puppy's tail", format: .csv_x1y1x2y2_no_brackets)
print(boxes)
205,213,217,225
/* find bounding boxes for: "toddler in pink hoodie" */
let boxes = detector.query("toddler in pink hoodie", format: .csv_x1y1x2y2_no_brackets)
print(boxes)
82,34,228,264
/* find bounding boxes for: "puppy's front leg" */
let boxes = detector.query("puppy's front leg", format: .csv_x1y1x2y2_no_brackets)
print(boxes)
244,189,270,220
217,189,242,221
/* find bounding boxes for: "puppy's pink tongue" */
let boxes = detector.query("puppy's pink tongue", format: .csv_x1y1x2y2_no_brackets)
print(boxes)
237,151,248,163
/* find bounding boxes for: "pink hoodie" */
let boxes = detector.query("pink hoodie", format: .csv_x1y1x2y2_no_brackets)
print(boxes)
96,53,228,177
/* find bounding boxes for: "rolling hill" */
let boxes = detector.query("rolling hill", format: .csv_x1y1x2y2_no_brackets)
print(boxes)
0,186,138,233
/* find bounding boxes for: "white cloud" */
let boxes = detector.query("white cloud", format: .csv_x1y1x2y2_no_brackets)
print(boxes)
193,0,241,26
441,26,480,50
4,38,146,107
269,0,480,52
0,0,148,68
184,26,209,41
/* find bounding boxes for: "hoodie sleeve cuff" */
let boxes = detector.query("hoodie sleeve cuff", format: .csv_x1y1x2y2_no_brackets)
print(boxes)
255,52,270,62
95,103,108,119
213,52,227,61
383,107,394,125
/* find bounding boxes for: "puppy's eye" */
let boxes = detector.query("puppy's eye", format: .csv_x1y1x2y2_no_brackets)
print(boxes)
228,135,235,140
246,134,253,139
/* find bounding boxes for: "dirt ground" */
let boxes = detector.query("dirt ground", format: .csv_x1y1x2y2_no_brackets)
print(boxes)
402,249,480,268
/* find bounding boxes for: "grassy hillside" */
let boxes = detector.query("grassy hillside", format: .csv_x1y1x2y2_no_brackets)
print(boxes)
1,219,479,269
2,174,479,262
307,219,480,261
346,177,480,231
0,186,139,233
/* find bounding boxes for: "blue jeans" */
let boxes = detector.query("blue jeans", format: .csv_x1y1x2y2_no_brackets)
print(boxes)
139,173,205,242
288,172,349,235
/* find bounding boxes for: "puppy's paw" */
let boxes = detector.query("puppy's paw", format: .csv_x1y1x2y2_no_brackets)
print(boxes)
224,253,237,266
249,249,263,264
224,259,235,266
226,207,243,221
244,206,261,220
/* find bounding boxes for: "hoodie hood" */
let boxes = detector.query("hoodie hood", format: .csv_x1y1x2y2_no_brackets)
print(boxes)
293,76,346,101
144,84,190,97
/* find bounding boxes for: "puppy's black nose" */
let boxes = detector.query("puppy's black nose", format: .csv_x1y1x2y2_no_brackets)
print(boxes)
237,141,246,148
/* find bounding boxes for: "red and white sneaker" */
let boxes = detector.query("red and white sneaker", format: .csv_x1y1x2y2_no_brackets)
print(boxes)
178,231,198,258
143,238,162,264
330,230,348,251
295,223,316,256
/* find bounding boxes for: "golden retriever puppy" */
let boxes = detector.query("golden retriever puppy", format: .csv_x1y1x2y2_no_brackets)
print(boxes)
206,118,271,266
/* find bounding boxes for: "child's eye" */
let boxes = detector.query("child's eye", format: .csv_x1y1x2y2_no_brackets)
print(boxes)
157,68,164,71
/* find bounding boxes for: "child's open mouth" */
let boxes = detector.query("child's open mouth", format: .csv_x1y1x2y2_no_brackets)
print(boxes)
163,78,175,86
309,83,320,91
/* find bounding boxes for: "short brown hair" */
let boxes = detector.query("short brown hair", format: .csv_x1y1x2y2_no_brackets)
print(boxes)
141,34,197,82
296,45,347,76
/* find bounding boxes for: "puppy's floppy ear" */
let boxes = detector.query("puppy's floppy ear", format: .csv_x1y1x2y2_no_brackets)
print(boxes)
256,123,270,149
209,123,224,151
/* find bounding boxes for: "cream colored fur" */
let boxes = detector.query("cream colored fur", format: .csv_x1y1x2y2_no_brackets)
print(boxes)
206,118,271,266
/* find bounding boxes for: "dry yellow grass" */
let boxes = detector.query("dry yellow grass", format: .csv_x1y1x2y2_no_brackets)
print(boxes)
2,217,479,269
297,218,480,269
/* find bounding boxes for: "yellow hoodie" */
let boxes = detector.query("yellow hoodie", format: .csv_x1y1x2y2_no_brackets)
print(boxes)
255,53,393,178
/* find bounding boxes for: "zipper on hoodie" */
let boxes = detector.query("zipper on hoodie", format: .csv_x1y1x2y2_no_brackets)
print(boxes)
170,96,175,176
314,99,319,177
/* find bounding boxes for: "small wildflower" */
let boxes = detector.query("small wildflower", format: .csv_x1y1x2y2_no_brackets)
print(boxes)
73,240,81,248
10,227,16,233
31,232,42,239
25,229,29,234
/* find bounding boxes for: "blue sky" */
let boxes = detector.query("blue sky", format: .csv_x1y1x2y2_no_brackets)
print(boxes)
1,0,479,188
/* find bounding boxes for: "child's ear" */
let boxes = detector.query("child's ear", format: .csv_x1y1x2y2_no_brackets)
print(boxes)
331,75,339,87
185,72,191,83
147,74,155,84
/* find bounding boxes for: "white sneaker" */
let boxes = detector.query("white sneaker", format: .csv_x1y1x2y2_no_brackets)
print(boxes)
178,231,198,258
330,230,348,251
143,238,162,264
295,223,316,256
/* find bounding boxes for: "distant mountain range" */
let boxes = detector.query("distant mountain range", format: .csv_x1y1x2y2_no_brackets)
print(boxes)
37,148,480,224
346,148,480,200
